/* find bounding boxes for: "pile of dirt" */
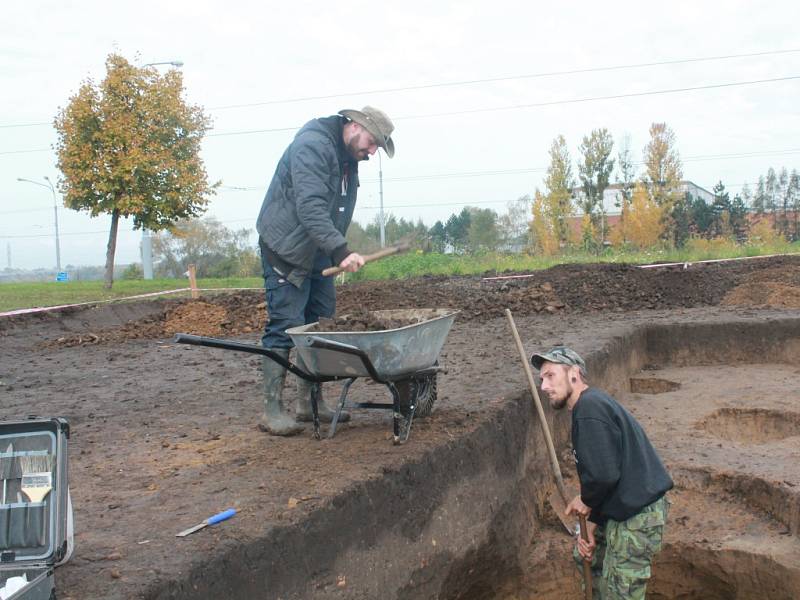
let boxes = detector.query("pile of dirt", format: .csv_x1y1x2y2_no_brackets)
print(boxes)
163,302,228,337
720,262,800,308
36,254,800,347
44,296,267,348
313,308,421,332
722,282,800,308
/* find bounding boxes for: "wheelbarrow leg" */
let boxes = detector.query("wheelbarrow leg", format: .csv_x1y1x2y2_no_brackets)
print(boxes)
400,379,418,444
310,383,322,440
388,382,401,445
328,378,355,439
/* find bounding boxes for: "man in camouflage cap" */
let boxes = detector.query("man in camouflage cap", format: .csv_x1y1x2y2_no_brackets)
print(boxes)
532,346,673,599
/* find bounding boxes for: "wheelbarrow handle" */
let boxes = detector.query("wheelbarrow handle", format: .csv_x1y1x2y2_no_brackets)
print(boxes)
173,333,317,381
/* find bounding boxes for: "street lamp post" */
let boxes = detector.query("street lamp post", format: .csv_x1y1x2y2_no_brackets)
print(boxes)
17,176,61,272
378,150,385,248
138,60,183,280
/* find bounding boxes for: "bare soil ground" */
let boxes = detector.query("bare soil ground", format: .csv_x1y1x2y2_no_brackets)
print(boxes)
1,255,800,599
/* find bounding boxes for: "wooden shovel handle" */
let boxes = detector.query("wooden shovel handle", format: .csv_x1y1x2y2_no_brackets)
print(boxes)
579,515,593,600
321,244,409,277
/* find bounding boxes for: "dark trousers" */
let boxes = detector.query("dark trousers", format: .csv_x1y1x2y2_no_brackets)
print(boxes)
260,243,336,349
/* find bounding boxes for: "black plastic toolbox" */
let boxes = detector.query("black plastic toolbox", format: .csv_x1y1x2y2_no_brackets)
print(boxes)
0,418,72,600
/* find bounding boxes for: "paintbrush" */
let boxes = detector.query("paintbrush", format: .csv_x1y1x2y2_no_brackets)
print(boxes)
1,443,12,504
19,455,54,503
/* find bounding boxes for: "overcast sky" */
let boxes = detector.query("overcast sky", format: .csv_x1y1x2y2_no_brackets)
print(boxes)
2,0,799,271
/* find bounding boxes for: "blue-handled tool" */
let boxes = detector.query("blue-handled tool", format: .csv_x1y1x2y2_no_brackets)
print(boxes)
175,508,236,537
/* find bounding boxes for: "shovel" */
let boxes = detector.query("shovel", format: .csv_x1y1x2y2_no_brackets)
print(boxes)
505,309,592,600
321,241,411,277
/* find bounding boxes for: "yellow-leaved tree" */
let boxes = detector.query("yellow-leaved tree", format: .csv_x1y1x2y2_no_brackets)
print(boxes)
623,184,665,249
54,54,218,288
529,189,560,255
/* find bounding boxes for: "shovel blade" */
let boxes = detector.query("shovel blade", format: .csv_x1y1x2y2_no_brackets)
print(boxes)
548,490,576,536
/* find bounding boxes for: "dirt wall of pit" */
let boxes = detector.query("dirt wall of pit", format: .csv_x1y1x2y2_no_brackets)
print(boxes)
143,315,800,600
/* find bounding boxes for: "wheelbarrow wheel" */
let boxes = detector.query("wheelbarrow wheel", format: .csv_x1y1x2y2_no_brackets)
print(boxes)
395,374,437,419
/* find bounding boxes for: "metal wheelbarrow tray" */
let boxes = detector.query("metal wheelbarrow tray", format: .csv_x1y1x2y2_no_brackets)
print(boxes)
175,308,458,444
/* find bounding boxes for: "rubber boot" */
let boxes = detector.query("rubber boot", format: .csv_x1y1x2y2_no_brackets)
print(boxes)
258,350,303,436
295,355,350,423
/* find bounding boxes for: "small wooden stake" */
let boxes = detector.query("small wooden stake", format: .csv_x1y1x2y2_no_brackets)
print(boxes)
188,264,199,299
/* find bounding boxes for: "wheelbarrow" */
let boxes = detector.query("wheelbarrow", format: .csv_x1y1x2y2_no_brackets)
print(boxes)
174,308,458,444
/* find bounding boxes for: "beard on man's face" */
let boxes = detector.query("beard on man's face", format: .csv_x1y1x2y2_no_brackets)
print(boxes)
347,134,370,161
548,381,572,410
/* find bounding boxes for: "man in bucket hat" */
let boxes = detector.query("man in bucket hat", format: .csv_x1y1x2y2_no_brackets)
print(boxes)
255,106,395,435
531,347,673,599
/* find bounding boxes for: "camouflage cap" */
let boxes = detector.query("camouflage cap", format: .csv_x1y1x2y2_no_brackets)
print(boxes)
530,346,587,376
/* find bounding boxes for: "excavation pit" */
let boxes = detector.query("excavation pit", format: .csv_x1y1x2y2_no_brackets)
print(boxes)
629,376,681,394
697,407,800,444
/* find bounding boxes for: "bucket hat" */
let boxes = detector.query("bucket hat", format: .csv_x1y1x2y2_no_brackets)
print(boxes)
338,106,395,158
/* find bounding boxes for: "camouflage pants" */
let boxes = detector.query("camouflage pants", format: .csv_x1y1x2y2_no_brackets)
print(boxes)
573,495,669,599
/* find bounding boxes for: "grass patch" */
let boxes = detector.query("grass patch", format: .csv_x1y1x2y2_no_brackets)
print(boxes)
0,277,262,312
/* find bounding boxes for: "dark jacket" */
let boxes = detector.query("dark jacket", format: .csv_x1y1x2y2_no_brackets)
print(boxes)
572,387,673,524
256,115,358,287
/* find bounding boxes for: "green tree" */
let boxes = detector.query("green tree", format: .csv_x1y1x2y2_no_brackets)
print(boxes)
466,207,500,252
544,135,575,246
345,220,381,254
428,221,447,253
54,53,217,289
121,263,143,280
778,167,791,236
753,177,766,214
688,193,714,238
670,195,691,248
730,193,749,242
710,181,733,238
789,169,800,240
578,128,615,245
445,208,472,253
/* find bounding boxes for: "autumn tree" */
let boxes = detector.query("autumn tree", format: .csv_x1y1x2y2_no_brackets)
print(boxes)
642,122,683,246
642,123,683,206
619,183,664,249
529,189,559,255
577,128,615,247
543,135,575,246
54,54,216,288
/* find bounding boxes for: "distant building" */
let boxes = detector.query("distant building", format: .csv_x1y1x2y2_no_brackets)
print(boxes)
572,180,716,214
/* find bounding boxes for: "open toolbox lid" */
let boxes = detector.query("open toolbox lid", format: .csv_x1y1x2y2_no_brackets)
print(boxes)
0,418,70,568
